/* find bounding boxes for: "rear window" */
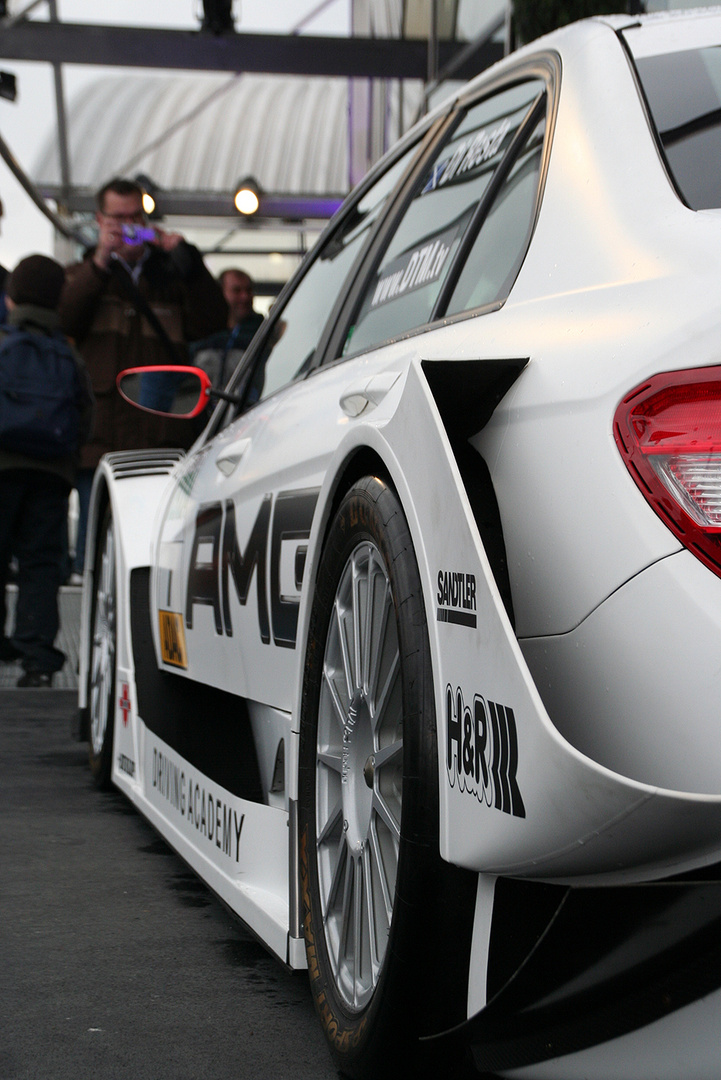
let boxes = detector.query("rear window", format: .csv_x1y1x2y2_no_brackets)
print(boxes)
635,45,721,209
342,79,546,357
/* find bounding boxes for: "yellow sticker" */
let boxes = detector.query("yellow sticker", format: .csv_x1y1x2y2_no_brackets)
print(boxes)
158,610,188,669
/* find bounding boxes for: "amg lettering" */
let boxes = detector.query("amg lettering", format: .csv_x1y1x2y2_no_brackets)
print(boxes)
222,494,272,642
446,684,525,817
185,503,223,633
185,488,319,647
270,490,318,648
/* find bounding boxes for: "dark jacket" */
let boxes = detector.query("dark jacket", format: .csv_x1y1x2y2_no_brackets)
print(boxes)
59,242,227,468
0,304,94,487
188,310,265,390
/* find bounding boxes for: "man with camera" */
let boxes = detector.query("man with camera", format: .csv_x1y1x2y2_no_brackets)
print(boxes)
59,176,227,576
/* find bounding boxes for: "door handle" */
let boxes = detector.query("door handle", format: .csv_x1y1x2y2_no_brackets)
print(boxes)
215,438,251,476
339,371,401,417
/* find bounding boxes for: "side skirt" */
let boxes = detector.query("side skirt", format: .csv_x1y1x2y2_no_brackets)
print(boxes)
106,568,300,966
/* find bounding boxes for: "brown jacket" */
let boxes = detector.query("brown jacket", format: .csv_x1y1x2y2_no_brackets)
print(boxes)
59,242,227,468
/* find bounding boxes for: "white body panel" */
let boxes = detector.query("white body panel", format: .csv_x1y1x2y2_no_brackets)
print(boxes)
522,550,721,794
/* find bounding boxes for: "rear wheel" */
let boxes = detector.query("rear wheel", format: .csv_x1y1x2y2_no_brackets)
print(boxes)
299,476,476,1078
88,507,116,789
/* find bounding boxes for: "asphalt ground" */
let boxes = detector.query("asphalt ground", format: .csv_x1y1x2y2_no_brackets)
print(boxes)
1,590,489,1080
0,689,339,1080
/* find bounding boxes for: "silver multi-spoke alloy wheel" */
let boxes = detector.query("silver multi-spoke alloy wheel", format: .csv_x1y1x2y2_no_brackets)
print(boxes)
89,513,116,772
300,477,476,1077
315,539,403,1011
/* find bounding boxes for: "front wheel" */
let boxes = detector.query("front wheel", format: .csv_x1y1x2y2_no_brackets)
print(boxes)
88,507,116,789
299,476,476,1079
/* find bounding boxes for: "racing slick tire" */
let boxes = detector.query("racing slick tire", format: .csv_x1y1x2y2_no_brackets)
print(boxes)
88,506,117,790
299,476,477,1079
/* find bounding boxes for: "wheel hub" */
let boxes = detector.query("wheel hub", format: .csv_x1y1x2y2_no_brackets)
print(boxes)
363,755,375,788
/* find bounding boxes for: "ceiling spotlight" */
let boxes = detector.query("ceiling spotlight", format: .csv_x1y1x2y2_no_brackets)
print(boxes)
135,173,160,218
201,0,234,34
234,178,260,216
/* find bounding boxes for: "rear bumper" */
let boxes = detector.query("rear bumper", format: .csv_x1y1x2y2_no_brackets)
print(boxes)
521,548,721,796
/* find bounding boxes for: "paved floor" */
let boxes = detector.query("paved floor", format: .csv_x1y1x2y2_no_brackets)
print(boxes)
1,584,81,690
0,586,488,1079
1,584,342,1078
0,690,339,1080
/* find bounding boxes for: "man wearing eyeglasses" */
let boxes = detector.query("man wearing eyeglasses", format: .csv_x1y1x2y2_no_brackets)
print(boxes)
59,176,227,578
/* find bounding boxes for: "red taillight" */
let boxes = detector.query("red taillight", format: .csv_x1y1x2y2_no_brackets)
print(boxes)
614,368,721,576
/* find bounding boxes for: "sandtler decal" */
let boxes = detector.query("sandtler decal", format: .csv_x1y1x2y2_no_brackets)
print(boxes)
437,569,477,628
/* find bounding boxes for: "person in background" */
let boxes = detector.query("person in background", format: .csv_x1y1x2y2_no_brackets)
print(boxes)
220,268,264,349
59,176,227,580
0,198,7,325
0,255,93,685
189,267,264,391
0,263,8,326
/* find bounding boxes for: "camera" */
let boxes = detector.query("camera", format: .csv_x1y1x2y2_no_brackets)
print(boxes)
121,224,156,245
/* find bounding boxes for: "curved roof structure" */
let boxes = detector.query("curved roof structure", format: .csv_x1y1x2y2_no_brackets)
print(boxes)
35,71,350,197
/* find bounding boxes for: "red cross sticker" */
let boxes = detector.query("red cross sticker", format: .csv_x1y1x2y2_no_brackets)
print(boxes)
119,684,131,727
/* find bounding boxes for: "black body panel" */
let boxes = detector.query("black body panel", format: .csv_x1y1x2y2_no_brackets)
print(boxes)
431,874,721,1072
130,568,264,803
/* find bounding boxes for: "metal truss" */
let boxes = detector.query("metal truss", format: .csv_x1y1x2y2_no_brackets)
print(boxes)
0,1,506,240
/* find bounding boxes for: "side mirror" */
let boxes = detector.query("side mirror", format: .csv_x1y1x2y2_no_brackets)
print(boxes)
116,365,213,418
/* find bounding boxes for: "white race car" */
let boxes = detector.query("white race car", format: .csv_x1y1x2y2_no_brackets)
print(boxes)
79,10,721,1078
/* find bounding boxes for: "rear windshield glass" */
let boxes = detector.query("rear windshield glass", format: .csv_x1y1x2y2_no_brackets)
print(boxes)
635,45,721,209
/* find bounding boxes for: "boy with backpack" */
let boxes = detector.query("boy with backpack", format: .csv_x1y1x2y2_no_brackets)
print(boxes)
0,255,93,686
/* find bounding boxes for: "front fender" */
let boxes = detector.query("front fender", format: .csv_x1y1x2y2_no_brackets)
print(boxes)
77,449,185,713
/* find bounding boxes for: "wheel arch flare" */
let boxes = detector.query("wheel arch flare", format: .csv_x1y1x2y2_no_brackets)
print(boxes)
303,357,721,886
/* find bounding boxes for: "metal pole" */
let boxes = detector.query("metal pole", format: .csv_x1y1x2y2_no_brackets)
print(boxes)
291,0,341,33
0,126,79,240
48,0,71,207
428,0,438,85
505,0,514,56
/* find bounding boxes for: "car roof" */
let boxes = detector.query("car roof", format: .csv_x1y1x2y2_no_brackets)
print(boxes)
412,7,721,136
462,7,721,95
612,6,721,58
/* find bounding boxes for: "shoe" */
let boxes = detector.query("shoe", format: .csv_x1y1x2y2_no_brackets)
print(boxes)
0,638,21,662
17,670,53,688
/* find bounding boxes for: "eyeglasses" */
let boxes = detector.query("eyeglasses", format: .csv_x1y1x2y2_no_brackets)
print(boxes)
100,209,145,223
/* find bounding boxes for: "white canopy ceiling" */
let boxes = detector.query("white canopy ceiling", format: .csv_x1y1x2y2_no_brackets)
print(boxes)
34,71,351,197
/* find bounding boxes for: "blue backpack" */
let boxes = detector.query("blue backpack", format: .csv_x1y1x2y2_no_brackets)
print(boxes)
0,327,82,459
